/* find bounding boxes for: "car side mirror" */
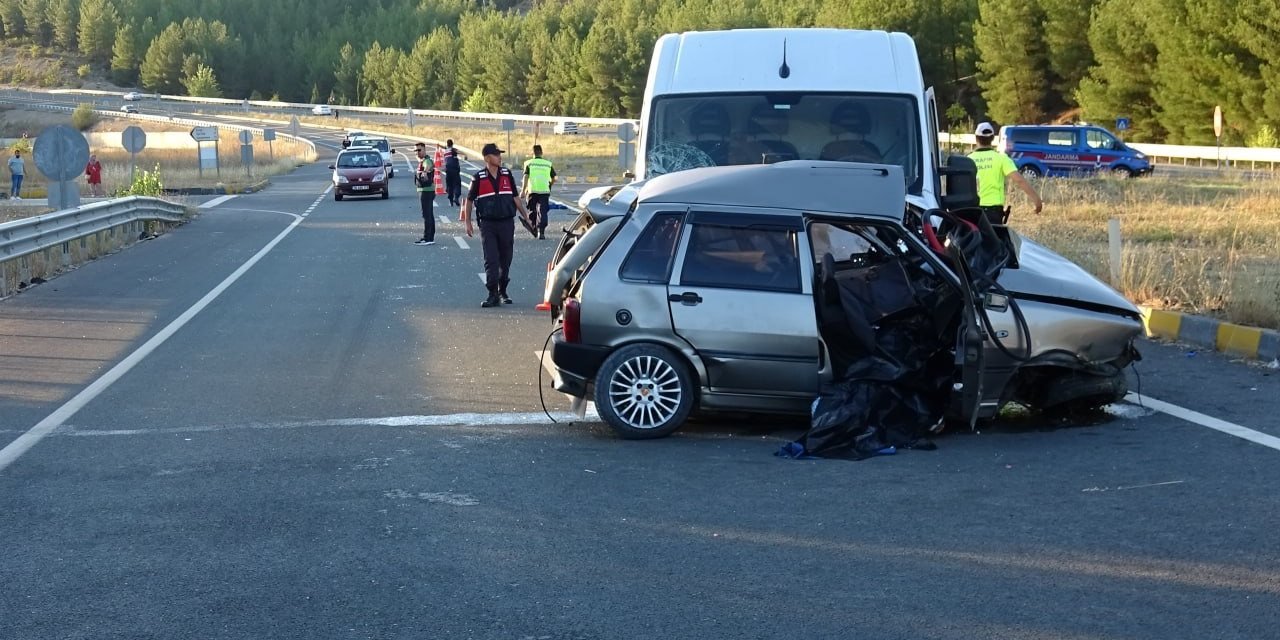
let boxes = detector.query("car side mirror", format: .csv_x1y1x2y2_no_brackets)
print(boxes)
327,165,335,170
391,149,396,154
623,170,635,180
940,155,979,210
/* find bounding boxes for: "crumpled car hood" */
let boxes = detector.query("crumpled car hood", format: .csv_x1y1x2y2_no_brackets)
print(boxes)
997,235,1139,315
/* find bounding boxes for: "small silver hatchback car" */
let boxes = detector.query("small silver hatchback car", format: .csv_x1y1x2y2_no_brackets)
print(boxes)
543,161,1143,439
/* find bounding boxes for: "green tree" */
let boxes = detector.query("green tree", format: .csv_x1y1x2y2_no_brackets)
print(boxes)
76,0,118,64
359,41,404,107
50,0,75,50
138,22,184,92
1077,0,1164,140
974,0,1049,124
21,0,51,45
71,101,96,129
110,21,138,85
332,42,361,104
1234,0,1280,128
0,0,28,37
1040,0,1096,111
182,62,221,97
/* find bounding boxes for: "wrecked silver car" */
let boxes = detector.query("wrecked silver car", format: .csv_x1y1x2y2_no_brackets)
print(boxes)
541,161,1143,442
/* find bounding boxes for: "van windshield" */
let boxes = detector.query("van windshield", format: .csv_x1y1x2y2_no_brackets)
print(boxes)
645,93,922,194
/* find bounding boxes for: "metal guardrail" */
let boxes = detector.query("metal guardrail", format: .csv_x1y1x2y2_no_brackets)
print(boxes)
0,196,188,263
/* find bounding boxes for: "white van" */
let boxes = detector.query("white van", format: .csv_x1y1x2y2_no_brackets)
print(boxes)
347,135,396,178
631,28,954,212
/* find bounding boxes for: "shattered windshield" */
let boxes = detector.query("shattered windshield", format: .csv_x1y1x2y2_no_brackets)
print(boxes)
646,92,922,194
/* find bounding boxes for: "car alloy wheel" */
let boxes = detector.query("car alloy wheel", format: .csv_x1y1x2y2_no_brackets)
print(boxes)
594,344,693,439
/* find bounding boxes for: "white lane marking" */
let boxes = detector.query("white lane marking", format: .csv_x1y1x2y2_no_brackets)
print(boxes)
199,195,238,209
1127,392,1280,452
58,411,599,437
0,193,320,473
477,272,486,285
437,214,450,226
453,236,468,249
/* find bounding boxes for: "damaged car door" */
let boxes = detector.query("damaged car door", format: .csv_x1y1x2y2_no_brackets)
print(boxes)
667,211,821,396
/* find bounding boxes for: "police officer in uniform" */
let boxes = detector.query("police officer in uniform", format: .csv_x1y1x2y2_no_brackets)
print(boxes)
521,144,556,239
969,121,1043,225
413,142,436,245
462,143,534,308
443,139,463,206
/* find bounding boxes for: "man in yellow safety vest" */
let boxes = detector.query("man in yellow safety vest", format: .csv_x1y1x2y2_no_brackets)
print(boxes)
521,144,556,240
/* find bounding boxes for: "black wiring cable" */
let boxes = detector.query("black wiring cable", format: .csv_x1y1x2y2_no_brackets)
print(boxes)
1131,360,1144,408
538,326,563,424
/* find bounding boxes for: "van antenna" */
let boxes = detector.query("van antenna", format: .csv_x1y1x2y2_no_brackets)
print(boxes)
778,39,791,79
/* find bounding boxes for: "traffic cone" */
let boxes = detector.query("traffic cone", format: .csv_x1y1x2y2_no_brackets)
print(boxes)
433,148,445,195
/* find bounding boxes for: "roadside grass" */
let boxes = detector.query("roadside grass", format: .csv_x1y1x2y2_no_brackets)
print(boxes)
7,128,315,198
1009,172,1280,329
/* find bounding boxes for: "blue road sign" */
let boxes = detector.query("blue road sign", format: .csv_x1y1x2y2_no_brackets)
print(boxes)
1116,117,1130,131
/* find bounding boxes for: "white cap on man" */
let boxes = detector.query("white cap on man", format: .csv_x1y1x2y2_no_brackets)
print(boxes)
975,122,997,137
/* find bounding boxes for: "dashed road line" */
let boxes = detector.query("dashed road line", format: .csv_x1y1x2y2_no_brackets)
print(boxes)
453,236,469,249
437,214,451,226
477,272,486,285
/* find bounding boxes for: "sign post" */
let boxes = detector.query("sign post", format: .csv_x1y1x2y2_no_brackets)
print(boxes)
263,128,276,162
289,115,300,139
1115,117,1130,140
502,119,515,161
190,125,219,179
121,125,146,186
238,129,254,177
33,124,90,210
617,122,637,172
407,108,414,132
1213,105,1224,169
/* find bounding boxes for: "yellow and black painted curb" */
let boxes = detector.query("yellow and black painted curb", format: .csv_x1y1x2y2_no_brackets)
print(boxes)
1141,306,1279,362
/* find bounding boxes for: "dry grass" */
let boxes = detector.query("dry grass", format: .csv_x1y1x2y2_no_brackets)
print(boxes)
1009,173,1280,329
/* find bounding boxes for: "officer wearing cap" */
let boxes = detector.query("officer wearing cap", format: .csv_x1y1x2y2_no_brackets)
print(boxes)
462,143,534,308
969,121,1042,224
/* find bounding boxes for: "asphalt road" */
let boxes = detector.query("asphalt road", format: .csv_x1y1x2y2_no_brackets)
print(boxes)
1,117,1279,640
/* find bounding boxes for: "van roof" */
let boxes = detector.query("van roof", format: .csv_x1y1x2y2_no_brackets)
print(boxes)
647,28,923,96
636,160,906,219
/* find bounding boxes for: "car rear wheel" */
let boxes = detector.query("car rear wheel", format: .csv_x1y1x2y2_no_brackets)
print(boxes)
381,189,389,199
594,344,694,439
1019,164,1042,178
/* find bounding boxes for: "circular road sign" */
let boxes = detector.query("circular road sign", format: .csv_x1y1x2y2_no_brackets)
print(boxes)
1213,105,1224,139
238,129,253,145
121,125,147,153
33,124,90,182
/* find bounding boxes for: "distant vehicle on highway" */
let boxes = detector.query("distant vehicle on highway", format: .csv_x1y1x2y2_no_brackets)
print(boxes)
312,104,333,116
120,104,137,114
123,91,144,101
347,135,396,177
329,148,389,201
1001,124,1153,178
554,121,579,135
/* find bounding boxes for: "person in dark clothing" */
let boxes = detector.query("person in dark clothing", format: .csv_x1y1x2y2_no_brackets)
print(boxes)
462,143,534,308
413,142,436,245
443,139,463,206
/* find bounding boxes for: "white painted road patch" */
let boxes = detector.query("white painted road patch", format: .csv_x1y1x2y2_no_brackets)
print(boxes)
1127,393,1280,452
454,236,469,249
384,489,480,506
199,195,238,209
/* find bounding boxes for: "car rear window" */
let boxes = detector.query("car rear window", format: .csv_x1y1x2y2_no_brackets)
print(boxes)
620,213,684,283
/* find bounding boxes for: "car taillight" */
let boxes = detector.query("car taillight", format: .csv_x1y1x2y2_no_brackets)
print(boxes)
563,299,581,343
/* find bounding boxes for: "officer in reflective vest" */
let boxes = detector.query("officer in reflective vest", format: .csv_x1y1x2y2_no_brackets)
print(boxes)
521,144,557,240
462,143,535,308
969,121,1042,225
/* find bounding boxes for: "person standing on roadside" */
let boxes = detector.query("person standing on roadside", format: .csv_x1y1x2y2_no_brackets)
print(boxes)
521,144,556,240
969,121,1042,225
461,143,534,308
443,139,462,206
8,150,25,200
85,153,104,197
413,142,436,246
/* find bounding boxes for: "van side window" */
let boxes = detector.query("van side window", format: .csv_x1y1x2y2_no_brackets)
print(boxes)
680,223,800,293
620,213,684,283
1047,131,1075,147
1085,129,1117,150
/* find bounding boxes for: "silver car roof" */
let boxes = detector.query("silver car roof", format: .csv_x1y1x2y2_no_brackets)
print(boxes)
636,161,907,219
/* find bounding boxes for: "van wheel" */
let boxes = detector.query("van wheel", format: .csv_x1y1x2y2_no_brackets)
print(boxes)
1111,166,1134,178
1019,165,1042,178
594,344,694,439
